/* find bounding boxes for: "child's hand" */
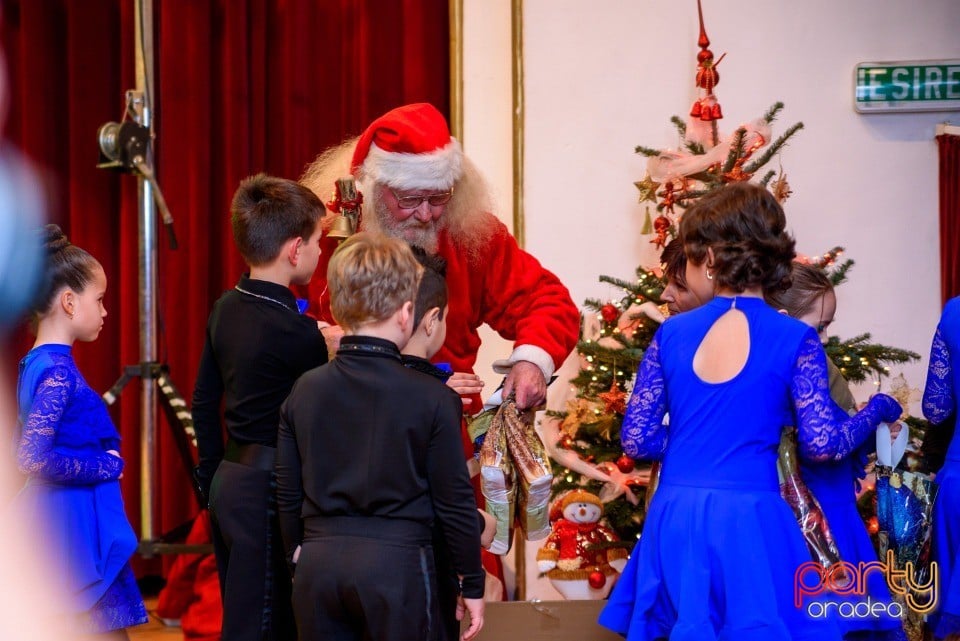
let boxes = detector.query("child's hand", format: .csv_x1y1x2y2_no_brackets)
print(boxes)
318,322,344,356
459,596,485,641
447,372,484,408
107,449,123,479
888,421,904,439
478,509,497,549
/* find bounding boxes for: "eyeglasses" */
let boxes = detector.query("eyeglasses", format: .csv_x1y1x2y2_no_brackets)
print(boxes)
390,188,454,210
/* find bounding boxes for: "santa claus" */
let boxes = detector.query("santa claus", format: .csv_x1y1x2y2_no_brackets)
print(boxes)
300,102,579,413
300,103,579,601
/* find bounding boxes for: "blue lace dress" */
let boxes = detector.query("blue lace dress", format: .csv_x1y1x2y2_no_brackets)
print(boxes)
14,344,148,632
921,296,960,639
599,297,900,641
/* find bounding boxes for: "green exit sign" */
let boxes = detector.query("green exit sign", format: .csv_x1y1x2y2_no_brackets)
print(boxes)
855,59,960,113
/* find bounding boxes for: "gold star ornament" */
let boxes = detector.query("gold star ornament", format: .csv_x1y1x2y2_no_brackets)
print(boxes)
634,174,661,204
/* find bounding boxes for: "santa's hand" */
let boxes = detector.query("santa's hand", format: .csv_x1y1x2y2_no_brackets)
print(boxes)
503,360,546,410
447,372,484,408
460,597,485,641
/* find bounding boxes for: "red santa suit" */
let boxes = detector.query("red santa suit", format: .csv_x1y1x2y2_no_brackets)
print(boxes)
308,218,577,410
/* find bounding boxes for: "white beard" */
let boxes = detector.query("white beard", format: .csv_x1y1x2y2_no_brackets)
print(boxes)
369,196,442,255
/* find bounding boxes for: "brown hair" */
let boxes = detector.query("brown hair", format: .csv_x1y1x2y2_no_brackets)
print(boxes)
659,238,687,286
765,262,833,318
32,224,100,317
327,233,422,331
231,173,323,266
680,182,795,293
410,245,448,329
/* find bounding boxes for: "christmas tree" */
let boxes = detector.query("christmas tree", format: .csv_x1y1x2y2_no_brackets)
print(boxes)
543,1,921,549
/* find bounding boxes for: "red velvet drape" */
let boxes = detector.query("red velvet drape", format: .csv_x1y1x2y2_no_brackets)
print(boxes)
2,0,449,573
939,133,960,305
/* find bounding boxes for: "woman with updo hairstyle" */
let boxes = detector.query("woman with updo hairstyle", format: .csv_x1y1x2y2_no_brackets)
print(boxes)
600,183,902,641
13,224,147,638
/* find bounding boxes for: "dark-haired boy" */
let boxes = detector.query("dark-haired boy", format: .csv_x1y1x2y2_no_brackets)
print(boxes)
401,247,496,641
192,173,328,641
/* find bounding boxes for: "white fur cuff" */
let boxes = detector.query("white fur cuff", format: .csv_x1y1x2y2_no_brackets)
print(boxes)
492,345,555,382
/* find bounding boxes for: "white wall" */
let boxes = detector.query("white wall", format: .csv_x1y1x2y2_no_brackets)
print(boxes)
462,0,960,601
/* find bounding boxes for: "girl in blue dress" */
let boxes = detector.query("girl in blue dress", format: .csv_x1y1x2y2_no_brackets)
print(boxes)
921,296,960,640
14,225,147,638
599,183,902,641
768,264,905,640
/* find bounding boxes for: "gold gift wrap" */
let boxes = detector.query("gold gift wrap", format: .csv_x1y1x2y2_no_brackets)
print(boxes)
479,398,553,553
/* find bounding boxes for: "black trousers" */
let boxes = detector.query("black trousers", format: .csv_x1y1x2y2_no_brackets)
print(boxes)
292,517,439,641
209,459,296,641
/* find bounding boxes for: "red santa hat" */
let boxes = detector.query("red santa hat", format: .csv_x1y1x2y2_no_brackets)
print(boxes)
351,103,463,191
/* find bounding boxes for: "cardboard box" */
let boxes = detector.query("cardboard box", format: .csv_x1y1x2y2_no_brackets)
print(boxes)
469,600,622,641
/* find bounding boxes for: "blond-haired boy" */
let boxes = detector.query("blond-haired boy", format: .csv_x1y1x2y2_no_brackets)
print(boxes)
276,233,485,641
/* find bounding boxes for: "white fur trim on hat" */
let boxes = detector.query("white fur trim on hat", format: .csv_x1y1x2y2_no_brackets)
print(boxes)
361,138,463,191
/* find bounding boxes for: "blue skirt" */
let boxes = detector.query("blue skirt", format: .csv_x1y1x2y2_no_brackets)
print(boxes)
15,479,147,631
930,460,960,639
598,481,842,641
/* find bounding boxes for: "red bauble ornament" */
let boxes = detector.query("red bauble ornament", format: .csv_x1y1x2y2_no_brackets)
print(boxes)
616,454,635,474
588,570,606,590
600,304,619,323
559,435,574,449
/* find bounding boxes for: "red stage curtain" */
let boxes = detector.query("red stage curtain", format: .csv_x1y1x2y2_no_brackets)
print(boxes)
2,0,449,572
939,133,960,305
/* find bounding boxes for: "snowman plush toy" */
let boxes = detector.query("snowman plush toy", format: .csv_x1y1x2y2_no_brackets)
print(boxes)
536,489,629,599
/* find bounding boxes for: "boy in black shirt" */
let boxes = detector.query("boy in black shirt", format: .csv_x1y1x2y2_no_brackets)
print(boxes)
192,174,327,641
276,233,485,641
400,247,495,641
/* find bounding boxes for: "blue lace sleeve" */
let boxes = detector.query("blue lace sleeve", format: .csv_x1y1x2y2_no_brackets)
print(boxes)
791,333,901,463
621,334,667,460
922,326,953,425
17,365,124,483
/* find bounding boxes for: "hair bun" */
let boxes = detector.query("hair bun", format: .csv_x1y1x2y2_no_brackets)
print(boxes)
43,223,70,254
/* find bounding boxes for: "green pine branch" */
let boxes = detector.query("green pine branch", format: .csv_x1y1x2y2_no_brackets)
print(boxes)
722,127,747,174
743,122,804,175
676,188,712,203
827,259,854,287
759,170,777,187
763,101,785,124
824,334,921,384
635,145,662,157
671,115,687,139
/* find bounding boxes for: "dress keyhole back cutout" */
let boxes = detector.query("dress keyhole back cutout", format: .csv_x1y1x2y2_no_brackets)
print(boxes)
692,307,751,384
